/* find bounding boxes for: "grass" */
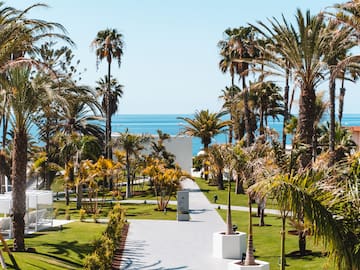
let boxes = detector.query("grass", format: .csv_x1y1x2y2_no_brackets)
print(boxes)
1,222,106,270
122,203,177,220
217,209,335,270
53,199,176,221
195,177,278,209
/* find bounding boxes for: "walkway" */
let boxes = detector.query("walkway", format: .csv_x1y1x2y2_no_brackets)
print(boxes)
119,179,233,270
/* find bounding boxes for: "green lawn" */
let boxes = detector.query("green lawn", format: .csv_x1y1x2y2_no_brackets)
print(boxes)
122,203,176,220
217,210,335,270
1,222,106,269
195,177,278,209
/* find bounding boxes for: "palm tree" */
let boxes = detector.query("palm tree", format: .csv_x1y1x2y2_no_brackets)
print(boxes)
219,86,242,144
317,121,357,162
96,75,123,123
4,67,51,250
113,129,149,198
207,144,227,190
251,81,284,138
92,29,124,161
230,26,258,146
178,110,229,181
322,19,355,165
255,10,328,168
251,156,360,270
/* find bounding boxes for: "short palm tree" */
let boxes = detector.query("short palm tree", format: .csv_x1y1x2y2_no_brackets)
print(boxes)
207,144,227,190
113,129,149,198
178,110,229,181
92,28,124,161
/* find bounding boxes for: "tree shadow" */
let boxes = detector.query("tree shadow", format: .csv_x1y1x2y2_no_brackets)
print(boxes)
121,240,188,270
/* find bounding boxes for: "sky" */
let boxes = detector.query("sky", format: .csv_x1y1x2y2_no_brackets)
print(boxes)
10,0,359,115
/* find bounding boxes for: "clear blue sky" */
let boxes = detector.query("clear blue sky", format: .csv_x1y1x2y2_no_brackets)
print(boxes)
11,0,359,114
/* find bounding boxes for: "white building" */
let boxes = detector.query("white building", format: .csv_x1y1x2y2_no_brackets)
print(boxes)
112,133,193,174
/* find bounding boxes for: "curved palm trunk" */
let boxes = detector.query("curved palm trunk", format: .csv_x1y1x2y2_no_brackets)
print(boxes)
298,85,316,168
244,194,256,265
12,128,27,251
329,69,336,165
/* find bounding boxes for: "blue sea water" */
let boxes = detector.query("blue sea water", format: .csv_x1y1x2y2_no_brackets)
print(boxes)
111,114,360,156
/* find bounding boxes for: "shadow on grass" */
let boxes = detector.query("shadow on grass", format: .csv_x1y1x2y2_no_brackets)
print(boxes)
286,251,327,260
40,240,91,260
29,251,83,268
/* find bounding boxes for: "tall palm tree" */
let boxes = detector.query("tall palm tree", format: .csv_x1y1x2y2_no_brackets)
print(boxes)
251,81,284,137
322,19,355,165
255,10,328,168
91,29,124,161
113,129,149,198
219,86,242,144
230,26,258,146
178,110,229,181
96,75,123,123
4,67,50,250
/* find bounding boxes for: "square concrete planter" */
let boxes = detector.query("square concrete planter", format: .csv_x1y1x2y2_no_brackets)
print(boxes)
213,231,246,259
177,212,190,221
228,260,270,270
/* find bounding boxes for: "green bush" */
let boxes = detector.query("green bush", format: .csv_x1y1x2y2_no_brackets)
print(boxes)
83,253,101,270
83,204,126,269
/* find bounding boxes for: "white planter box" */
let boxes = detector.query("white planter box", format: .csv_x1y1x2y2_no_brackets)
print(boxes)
177,212,190,221
228,260,270,270
213,231,247,259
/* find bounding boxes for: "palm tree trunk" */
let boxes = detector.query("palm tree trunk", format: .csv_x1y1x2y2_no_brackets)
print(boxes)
339,86,345,125
280,214,286,270
204,144,209,181
298,85,316,168
12,128,27,252
338,73,345,125
235,173,244,194
244,194,256,265
243,79,252,147
226,178,233,235
125,152,131,198
217,170,224,190
107,60,113,191
329,69,336,165
282,66,290,149
76,183,83,210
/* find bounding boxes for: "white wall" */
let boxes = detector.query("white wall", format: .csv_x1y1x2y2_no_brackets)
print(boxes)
112,133,193,174
163,136,192,174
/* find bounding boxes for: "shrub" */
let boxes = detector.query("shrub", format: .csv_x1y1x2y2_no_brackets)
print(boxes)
79,208,86,222
83,204,126,269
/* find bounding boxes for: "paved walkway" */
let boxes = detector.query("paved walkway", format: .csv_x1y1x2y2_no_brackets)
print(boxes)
119,179,233,270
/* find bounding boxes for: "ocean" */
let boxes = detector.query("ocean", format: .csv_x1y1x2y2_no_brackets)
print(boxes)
111,114,360,156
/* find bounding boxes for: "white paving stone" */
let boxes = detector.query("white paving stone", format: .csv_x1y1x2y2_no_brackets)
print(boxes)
120,179,233,270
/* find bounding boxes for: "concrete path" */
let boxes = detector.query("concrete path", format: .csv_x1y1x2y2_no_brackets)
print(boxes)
120,179,233,270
